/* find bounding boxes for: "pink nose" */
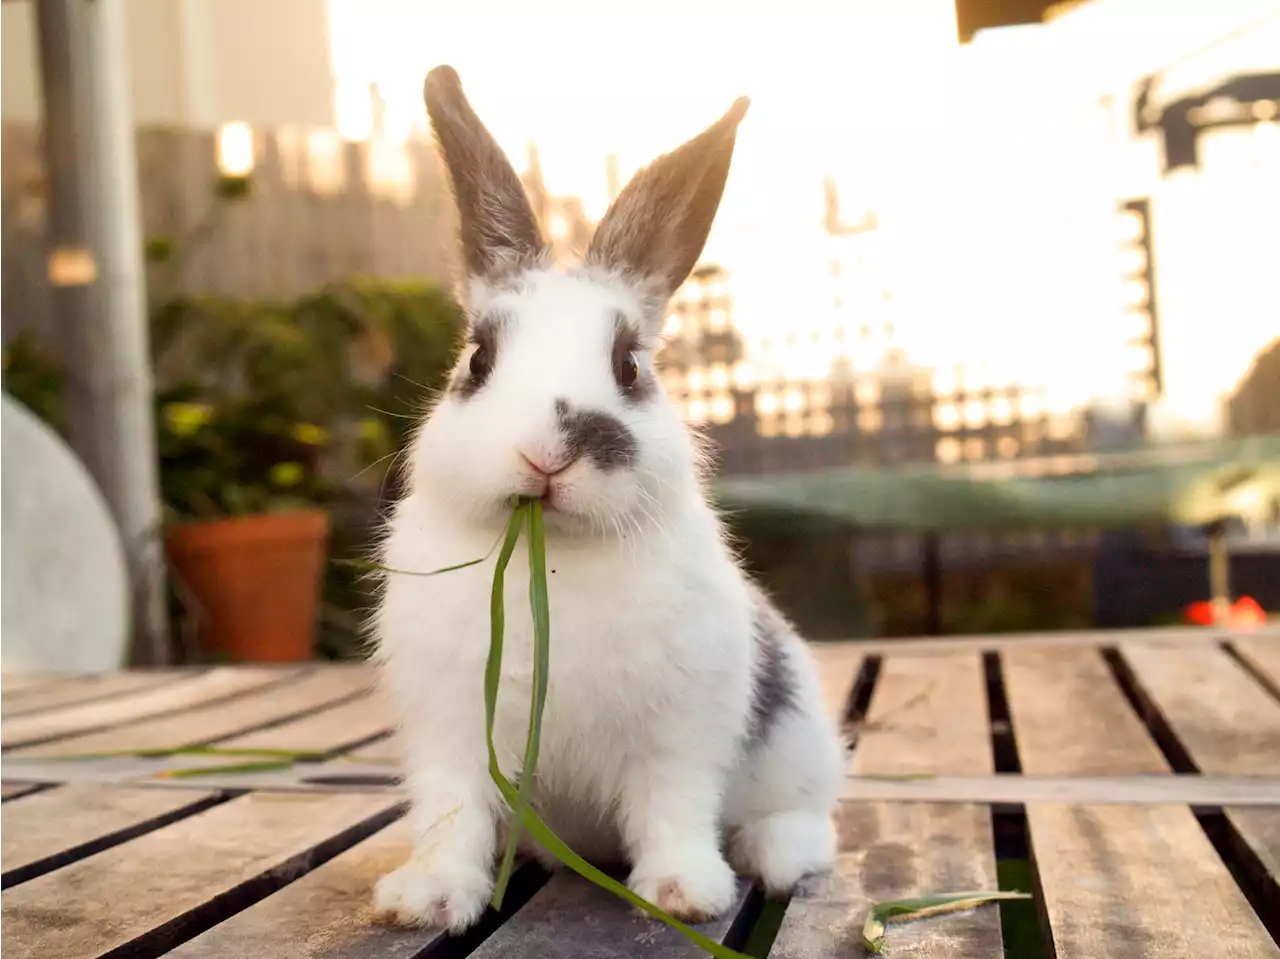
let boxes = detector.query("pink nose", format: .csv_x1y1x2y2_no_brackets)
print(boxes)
519,451,570,481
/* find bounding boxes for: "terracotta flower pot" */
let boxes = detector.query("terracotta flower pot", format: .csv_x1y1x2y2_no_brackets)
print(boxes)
165,509,331,662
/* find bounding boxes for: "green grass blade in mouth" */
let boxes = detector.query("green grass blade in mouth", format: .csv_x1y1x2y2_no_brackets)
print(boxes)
486,501,529,909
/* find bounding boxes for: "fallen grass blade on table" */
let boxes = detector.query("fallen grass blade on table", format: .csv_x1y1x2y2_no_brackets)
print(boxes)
862,890,1032,953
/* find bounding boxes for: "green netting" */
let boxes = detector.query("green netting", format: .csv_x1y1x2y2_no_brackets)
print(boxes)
712,436,1280,532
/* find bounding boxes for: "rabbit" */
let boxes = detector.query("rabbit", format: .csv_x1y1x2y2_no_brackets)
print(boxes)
369,64,846,933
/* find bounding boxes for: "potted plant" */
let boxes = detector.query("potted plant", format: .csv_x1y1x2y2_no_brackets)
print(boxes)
3,281,466,663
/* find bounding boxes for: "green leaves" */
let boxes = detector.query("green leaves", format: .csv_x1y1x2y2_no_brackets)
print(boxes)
862,890,1031,953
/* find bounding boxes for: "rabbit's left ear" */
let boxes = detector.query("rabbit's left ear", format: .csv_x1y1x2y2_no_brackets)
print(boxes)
587,97,749,300
424,65,546,285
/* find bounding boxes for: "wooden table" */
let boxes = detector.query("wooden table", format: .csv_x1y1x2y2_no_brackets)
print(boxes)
3,626,1279,958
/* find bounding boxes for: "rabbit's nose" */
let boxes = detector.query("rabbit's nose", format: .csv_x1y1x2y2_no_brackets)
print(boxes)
519,450,574,478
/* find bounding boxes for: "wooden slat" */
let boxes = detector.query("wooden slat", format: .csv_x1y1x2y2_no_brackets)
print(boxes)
1,674,65,695
1231,637,1280,698
1002,646,1169,775
0,791,400,959
1,783,41,800
809,643,864,726
840,774,1280,806
215,690,392,754
1225,807,1280,894
2,670,190,717
472,874,753,959
1120,644,1280,775
1029,803,1279,958
851,652,992,777
771,802,1004,958
2,784,219,885
164,817,441,959
13,665,375,757
811,625,1279,657
0,666,306,749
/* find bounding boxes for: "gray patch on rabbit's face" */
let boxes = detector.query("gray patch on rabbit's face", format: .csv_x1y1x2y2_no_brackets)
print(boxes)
451,310,511,399
555,399,638,472
610,312,658,405
746,582,800,746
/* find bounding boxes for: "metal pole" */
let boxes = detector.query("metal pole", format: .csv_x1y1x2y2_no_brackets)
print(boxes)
33,0,170,665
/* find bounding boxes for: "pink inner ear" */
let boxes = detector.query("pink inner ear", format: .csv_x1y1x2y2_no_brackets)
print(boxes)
424,65,547,283
586,98,750,299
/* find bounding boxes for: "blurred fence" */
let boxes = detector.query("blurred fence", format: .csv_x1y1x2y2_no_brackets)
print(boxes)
1,121,459,343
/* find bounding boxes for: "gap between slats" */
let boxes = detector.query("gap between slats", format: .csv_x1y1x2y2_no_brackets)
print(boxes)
1100,645,1280,948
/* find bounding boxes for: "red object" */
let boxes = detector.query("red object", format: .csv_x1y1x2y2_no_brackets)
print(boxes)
165,509,330,662
1182,596,1267,627
1231,595,1266,625
1184,600,1215,625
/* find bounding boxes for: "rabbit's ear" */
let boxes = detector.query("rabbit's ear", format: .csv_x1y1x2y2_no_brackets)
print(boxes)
587,97,749,300
424,66,546,284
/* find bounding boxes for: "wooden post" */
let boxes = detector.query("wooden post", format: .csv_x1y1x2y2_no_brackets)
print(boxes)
33,0,170,665
1206,520,1231,627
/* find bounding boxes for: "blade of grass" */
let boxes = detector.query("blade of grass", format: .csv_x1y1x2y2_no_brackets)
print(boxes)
334,523,507,578
486,502,529,909
495,498,553,903
28,746,327,762
154,759,299,778
502,790,753,959
862,890,1031,953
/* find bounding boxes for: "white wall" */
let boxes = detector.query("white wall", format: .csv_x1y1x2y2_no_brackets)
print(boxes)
1,0,335,128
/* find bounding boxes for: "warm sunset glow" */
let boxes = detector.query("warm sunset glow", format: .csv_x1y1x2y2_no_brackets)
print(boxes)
325,0,1280,447
216,122,255,177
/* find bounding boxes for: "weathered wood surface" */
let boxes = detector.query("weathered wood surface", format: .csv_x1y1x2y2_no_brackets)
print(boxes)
771,802,1004,958
214,690,392,755
0,782,42,800
471,874,754,959
1232,636,1280,698
2,784,220,887
1224,806,1280,896
1,670,188,718
1002,646,1169,775
808,644,863,726
2,626,1278,959
813,624,1279,658
11,664,375,757
165,817,442,959
840,774,1280,806
0,666,305,749
850,652,992,777
0,791,400,959
1120,644,1280,775
1028,802,1280,958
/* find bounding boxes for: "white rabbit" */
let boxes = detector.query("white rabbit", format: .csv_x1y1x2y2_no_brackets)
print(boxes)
370,64,845,933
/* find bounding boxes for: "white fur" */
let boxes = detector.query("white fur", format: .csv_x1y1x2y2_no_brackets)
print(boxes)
370,268,844,930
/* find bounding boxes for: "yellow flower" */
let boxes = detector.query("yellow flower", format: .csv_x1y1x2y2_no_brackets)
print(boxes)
357,418,386,443
270,461,305,487
291,423,329,446
165,403,213,437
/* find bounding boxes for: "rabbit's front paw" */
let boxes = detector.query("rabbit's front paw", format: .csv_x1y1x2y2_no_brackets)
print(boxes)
372,857,493,932
629,848,737,924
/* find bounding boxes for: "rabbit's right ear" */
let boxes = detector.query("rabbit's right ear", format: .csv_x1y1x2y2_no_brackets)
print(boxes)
424,66,546,285
586,97,749,302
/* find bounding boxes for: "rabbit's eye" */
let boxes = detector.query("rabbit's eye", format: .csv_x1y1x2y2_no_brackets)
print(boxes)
613,351,639,390
469,345,492,380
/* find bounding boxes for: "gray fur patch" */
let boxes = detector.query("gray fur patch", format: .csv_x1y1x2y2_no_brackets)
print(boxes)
450,310,510,399
423,66,546,284
585,97,749,299
745,581,800,746
555,400,638,472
